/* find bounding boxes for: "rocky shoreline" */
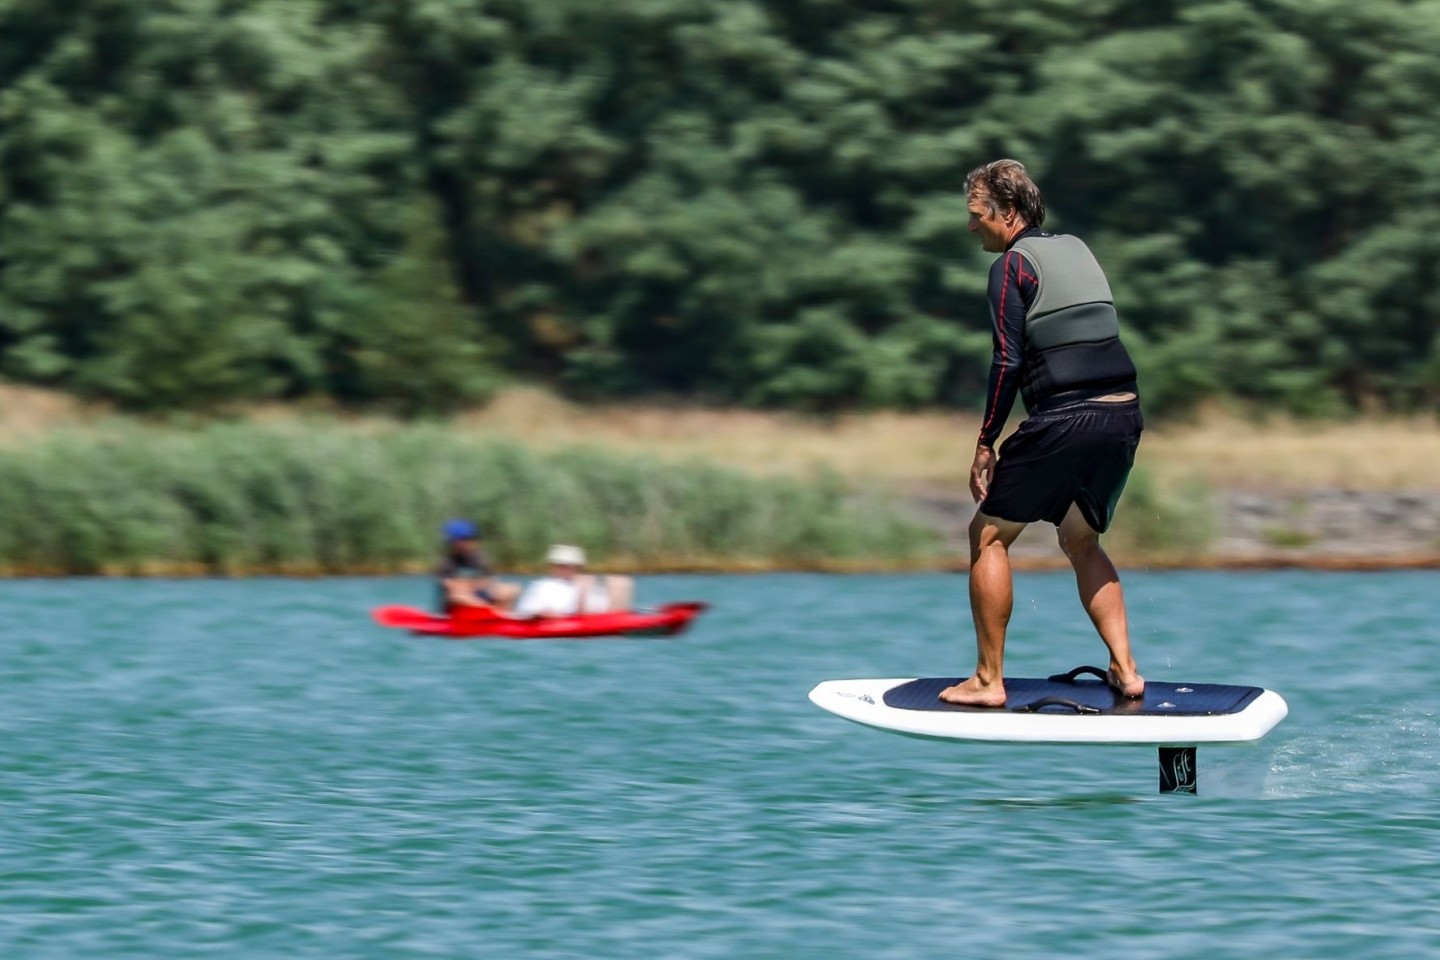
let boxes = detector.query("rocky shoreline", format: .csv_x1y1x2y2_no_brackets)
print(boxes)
909,487,1440,570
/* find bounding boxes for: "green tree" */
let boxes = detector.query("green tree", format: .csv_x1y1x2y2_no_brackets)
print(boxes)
0,0,500,411
4,0,1440,416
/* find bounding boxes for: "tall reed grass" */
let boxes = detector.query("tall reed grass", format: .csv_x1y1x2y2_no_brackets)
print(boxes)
0,422,939,575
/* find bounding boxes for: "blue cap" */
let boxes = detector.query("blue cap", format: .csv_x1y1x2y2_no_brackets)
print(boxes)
442,519,479,541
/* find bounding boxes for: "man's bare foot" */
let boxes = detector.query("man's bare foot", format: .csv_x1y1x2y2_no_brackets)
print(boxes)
938,677,1006,708
1107,667,1145,699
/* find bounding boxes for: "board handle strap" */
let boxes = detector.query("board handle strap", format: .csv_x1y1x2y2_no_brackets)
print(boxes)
1016,696,1102,715
1046,665,1109,684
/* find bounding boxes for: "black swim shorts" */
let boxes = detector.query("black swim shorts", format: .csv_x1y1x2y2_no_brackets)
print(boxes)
979,398,1143,533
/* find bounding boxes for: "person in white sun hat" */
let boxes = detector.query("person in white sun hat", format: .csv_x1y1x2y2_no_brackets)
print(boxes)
513,544,634,617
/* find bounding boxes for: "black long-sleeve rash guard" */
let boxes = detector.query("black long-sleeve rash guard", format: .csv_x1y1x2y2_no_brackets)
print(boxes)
976,228,1043,449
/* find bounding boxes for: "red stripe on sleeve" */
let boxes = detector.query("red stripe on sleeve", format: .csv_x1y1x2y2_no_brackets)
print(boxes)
978,251,1015,443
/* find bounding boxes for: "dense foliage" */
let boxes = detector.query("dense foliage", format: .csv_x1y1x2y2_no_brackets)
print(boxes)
3,0,1438,416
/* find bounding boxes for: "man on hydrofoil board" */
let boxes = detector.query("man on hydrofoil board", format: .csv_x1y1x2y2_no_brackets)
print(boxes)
942,160,1145,708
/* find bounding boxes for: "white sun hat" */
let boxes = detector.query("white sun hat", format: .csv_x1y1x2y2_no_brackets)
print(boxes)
545,544,587,566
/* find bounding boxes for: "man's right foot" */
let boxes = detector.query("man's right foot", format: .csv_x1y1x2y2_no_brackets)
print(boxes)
938,677,1007,708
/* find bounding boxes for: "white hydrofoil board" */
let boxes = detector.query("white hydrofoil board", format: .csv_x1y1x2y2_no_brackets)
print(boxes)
809,666,1288,746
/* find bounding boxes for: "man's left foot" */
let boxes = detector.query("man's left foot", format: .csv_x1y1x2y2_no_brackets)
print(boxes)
1107,668,1145,699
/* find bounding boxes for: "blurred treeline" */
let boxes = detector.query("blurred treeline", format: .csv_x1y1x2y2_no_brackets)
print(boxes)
3,0,1438,417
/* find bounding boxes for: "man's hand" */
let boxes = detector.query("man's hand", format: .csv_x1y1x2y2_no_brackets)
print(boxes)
969,444,997,503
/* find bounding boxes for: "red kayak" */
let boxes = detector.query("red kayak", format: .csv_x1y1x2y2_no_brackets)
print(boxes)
372,601,708,639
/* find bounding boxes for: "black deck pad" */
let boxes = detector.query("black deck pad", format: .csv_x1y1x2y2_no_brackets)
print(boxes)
884,671,1264,717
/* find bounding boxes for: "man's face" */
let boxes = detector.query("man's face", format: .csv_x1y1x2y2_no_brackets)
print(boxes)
967,189,1015,253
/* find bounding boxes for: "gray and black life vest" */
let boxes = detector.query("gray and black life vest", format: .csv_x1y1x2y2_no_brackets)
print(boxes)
1010,234,1137,409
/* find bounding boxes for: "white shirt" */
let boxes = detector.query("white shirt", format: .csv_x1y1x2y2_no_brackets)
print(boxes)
514,576,611,617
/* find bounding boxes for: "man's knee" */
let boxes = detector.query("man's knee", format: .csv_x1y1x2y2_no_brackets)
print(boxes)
604,575,634,608
970,511,1025,561
967,512,986,549
1056,523,1100,561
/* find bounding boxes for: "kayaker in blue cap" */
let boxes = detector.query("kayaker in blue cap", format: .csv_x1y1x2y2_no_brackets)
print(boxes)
435,519,520,613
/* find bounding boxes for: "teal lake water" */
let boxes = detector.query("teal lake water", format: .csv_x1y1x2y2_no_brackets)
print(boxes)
4,571,1438,958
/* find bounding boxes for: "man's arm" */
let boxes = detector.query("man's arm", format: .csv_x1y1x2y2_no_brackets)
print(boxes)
976,250,1034,450
442,577,489,607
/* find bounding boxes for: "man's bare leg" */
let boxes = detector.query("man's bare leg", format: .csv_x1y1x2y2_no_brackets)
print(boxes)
1056,504,1144,697
940,512,1027,707
489,580,522,611
605,575,634,611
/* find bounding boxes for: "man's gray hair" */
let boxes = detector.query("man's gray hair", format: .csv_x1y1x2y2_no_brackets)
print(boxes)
965,159,1046,228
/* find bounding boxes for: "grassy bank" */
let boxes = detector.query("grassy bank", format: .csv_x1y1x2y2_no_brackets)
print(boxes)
443,389,1440,492
0,421,937,576
12,384,1440,490
10,384,1440,489
5,384,1438,573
